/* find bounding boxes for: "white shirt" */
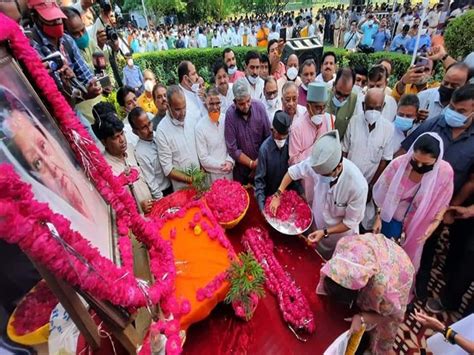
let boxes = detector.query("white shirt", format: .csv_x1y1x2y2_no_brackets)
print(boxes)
198,33,207,48
180,85,206,125
105,146,152,212
248,34,257,47
195,114,234,182
315,73,336,88
288,158,368,258
155,114,200,191
427,10,440,27
389,127,407,155
268,31,280,41
134,137,171,199
342,113,394,182
355,94,398,122
264,97,282,123
418,87,444,120
219,83,234,115
211,36,222,48
247,76,265,101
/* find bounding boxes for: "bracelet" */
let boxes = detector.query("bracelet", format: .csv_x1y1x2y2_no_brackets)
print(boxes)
441,53,449,61
249,160,254,169
445,327,457,344
274,189,282,197
323,228,329,238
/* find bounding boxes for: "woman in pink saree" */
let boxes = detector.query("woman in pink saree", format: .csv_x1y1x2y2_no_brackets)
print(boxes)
317,233,415,354
372,132,454,273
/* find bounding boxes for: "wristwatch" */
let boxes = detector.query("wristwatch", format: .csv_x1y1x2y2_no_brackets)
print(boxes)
323,228,329,238
441,53,449,61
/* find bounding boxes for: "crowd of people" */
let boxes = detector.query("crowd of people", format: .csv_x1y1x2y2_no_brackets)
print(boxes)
0,0,474,353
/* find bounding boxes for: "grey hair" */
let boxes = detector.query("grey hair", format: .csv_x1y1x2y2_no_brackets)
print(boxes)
282,81,298,97
264,76,277,91
166,85,185,104
233,78,251,100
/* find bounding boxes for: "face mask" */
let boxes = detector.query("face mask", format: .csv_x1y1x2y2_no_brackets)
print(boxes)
311,114,324,125
209,110,220,122
438,85,455,104
286,67,298,81
127,58,134,66
266,97,277,107
444,107,468,128
228,66,237,75
332,95,347,108
144,80,154,92
364,109,381,125
274,138,286,149
247,75,258,85
188,76,200,93
410,159,434,174
42,23,64,39
74,31,89,50
394,115,414,131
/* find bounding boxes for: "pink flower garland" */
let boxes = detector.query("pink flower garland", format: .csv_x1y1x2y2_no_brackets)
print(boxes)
242,227,315,333
0,15,186,353
12,280,58,335
264,190,312,230
205,179,248,223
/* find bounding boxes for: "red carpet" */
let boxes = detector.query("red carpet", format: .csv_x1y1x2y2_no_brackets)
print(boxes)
183,189,351,354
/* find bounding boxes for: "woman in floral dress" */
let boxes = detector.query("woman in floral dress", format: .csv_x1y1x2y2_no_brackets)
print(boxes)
317,233,415,354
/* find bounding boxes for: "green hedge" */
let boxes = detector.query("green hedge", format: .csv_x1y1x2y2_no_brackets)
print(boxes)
444,10,474,60
134,46,436,87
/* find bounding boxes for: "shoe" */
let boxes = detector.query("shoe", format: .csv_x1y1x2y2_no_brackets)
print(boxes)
426,298,445,314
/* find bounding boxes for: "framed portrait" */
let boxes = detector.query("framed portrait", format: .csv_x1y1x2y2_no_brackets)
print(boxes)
0,43,116,262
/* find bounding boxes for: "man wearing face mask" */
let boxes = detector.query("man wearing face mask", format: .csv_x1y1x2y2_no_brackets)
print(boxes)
290,82,334,203
390,94,419,153
243,51,265,100
28,0,100,100
255,111,302,211
123,53,144,96
326,68,358,138
155,85,200,191
298,59,317,106
137,69,158,115
213,61,234,116
270,130,368,260
277,54,302,96
177,60,207,126
397,85,474,302
222,48,245,83
342,88,394,230
392,58,438,102
62,6,103,70
263,76,282,123
225,79,271,184
195,87,234,183
355,65,397,122
417,62,470,121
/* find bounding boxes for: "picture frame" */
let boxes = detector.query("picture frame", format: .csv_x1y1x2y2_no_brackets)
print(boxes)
0,43,117,262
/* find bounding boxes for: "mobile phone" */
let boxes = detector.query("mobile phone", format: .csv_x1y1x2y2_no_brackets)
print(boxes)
98,74,111,88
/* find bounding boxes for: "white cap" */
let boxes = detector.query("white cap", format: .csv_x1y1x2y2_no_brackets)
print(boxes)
310,130,342,175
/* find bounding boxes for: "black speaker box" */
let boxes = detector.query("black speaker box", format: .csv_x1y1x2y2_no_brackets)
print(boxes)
280,37,324,72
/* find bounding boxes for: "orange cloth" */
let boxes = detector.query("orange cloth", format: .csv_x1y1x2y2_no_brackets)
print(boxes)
300,26,309,38
160,205,232,330
256,27,269,48
391,81,440,101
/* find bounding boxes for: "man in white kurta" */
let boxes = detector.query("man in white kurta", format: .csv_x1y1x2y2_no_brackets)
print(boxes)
155,86,200,191
342,88,394,230
128,107,172,200
178,60,207,124
195,89,234,182
263,76,282,124
272,130,368,260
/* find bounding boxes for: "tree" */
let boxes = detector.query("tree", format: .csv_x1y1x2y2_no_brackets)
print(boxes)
237,0,289,16
444,10,474,60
